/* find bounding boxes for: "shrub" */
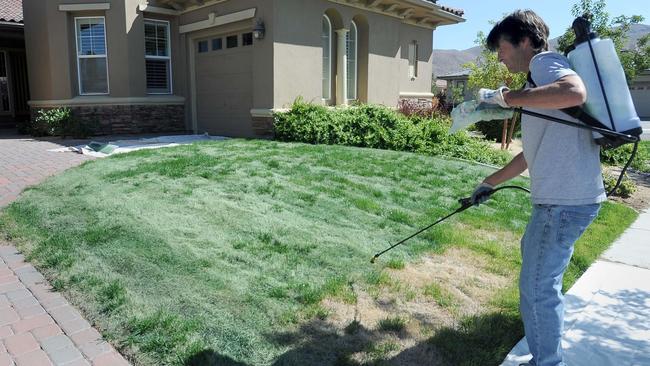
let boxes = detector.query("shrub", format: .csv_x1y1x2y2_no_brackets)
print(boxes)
603,172,636,198
600,142,650,173
473,117,521,142
30,107,94,138
31,108,71,136
274,100,511,166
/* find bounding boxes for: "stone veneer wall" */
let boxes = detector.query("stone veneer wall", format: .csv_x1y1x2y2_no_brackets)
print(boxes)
31,104,186,136
252,116,274,138
398,97,434,110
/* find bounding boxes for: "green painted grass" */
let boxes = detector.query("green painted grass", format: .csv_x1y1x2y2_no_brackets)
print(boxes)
0,139,636,366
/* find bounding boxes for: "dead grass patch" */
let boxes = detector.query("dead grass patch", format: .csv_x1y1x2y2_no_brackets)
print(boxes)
320,246,515,363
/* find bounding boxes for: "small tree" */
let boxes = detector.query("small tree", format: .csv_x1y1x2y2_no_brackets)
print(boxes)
446,84,465,108
556,0,648,83
463,32,526,147
464,32,528,92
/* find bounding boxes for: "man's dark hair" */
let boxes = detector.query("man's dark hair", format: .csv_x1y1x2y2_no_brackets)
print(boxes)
486,10,550,53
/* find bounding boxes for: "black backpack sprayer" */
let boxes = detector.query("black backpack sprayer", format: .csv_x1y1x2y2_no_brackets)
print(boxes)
371,16,642,264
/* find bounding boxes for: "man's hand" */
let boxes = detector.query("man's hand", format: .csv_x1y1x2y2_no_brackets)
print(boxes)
478,86,510,108
471,182,494,206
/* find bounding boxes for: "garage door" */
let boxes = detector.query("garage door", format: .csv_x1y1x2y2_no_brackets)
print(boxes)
195,34,253,137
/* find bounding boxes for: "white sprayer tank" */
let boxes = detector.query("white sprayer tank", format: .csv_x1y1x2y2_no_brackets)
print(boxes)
568,37,642,139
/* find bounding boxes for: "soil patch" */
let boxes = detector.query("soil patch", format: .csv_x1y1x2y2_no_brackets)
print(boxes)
603,166,650,212
319,247,512,364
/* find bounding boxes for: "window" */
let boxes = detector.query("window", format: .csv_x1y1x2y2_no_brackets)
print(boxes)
212,38,223,51
198,40,208,53
145,19,171,94
322,15,332,100
242,32,253,46
75,17,108,95
408,41,418,80
346,21,358,101
226,35,238,48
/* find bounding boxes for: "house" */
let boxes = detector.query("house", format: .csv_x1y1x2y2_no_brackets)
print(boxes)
630,69,650,119
0,0,30,130
22,0,464,137
436,69,471,105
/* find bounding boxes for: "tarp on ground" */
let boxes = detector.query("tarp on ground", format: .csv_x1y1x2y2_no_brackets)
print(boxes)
48,134,226,157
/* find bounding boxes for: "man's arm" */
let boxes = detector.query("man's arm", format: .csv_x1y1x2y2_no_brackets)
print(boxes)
504,74,587,109
483,152,528,186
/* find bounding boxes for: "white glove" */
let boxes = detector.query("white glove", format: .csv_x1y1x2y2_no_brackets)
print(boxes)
471,182,494,206
478,86,510,108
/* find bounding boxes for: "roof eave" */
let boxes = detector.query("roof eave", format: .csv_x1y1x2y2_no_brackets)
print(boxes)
0,20,24,27
401,0,465,25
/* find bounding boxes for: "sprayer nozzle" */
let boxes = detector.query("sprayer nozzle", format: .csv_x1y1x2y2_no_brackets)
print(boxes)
370,256,377,264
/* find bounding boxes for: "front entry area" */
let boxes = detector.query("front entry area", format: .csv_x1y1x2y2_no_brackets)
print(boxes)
194,32,254,137
0,24,31,132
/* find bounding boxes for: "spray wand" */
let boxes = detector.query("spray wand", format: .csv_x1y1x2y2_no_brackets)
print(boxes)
370,185,531,264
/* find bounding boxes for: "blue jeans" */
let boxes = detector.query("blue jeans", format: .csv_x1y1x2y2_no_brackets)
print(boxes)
520,203,600,366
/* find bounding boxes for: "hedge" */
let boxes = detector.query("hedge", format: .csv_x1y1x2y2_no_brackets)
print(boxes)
273,99,511,166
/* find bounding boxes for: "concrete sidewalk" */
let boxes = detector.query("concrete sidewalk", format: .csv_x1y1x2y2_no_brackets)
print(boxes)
501,208,650,366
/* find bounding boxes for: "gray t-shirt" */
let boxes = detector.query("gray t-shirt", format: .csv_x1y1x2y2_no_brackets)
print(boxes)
521,51,607,205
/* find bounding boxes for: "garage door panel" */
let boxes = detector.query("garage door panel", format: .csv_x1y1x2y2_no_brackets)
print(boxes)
195,43,253,137
197,76,251,93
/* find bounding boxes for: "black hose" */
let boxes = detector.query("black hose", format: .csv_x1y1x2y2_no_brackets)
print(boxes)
607,140,639,197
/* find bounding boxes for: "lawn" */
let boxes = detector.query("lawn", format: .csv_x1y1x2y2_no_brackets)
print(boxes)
0,139,637,366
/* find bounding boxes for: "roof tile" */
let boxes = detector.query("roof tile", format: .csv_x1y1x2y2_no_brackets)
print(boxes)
438,4,464,17
0,0,23,24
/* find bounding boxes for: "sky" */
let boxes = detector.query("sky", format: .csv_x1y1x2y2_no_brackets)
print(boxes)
433,0,650,50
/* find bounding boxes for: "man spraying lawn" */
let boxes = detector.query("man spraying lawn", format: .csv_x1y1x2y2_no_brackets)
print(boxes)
470,10,605,366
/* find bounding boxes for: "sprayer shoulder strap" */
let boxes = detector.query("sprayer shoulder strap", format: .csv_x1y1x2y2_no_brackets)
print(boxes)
524,72,612,132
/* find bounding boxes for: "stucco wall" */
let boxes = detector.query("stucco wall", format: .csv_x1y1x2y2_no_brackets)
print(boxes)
24,0,186,101
631,88,650,119
24,0,70,100
273,0,435,109
630,72,650,119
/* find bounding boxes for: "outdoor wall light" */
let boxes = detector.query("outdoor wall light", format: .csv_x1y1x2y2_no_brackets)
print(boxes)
253,18,265,40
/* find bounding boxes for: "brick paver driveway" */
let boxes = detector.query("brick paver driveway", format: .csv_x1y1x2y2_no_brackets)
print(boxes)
0,133,95,207
0,132,130,365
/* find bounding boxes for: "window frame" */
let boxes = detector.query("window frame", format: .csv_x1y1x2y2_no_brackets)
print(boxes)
408,41,418,80
144,18,173,95
346,21,358,102
197,40,209,53
226,34,238,49
242,32,253,46
322,14,332,102
212,38,223,51
75,16,109,96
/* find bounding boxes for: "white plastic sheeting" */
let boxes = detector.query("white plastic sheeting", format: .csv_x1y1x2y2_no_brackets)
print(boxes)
48,134,226,157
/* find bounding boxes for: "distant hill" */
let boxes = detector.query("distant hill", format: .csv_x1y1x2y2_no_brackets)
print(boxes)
433,23,650,78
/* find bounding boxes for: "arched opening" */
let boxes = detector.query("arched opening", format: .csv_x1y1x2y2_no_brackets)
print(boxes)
352,15,369,103
324,9,343,104
322,15,332,102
